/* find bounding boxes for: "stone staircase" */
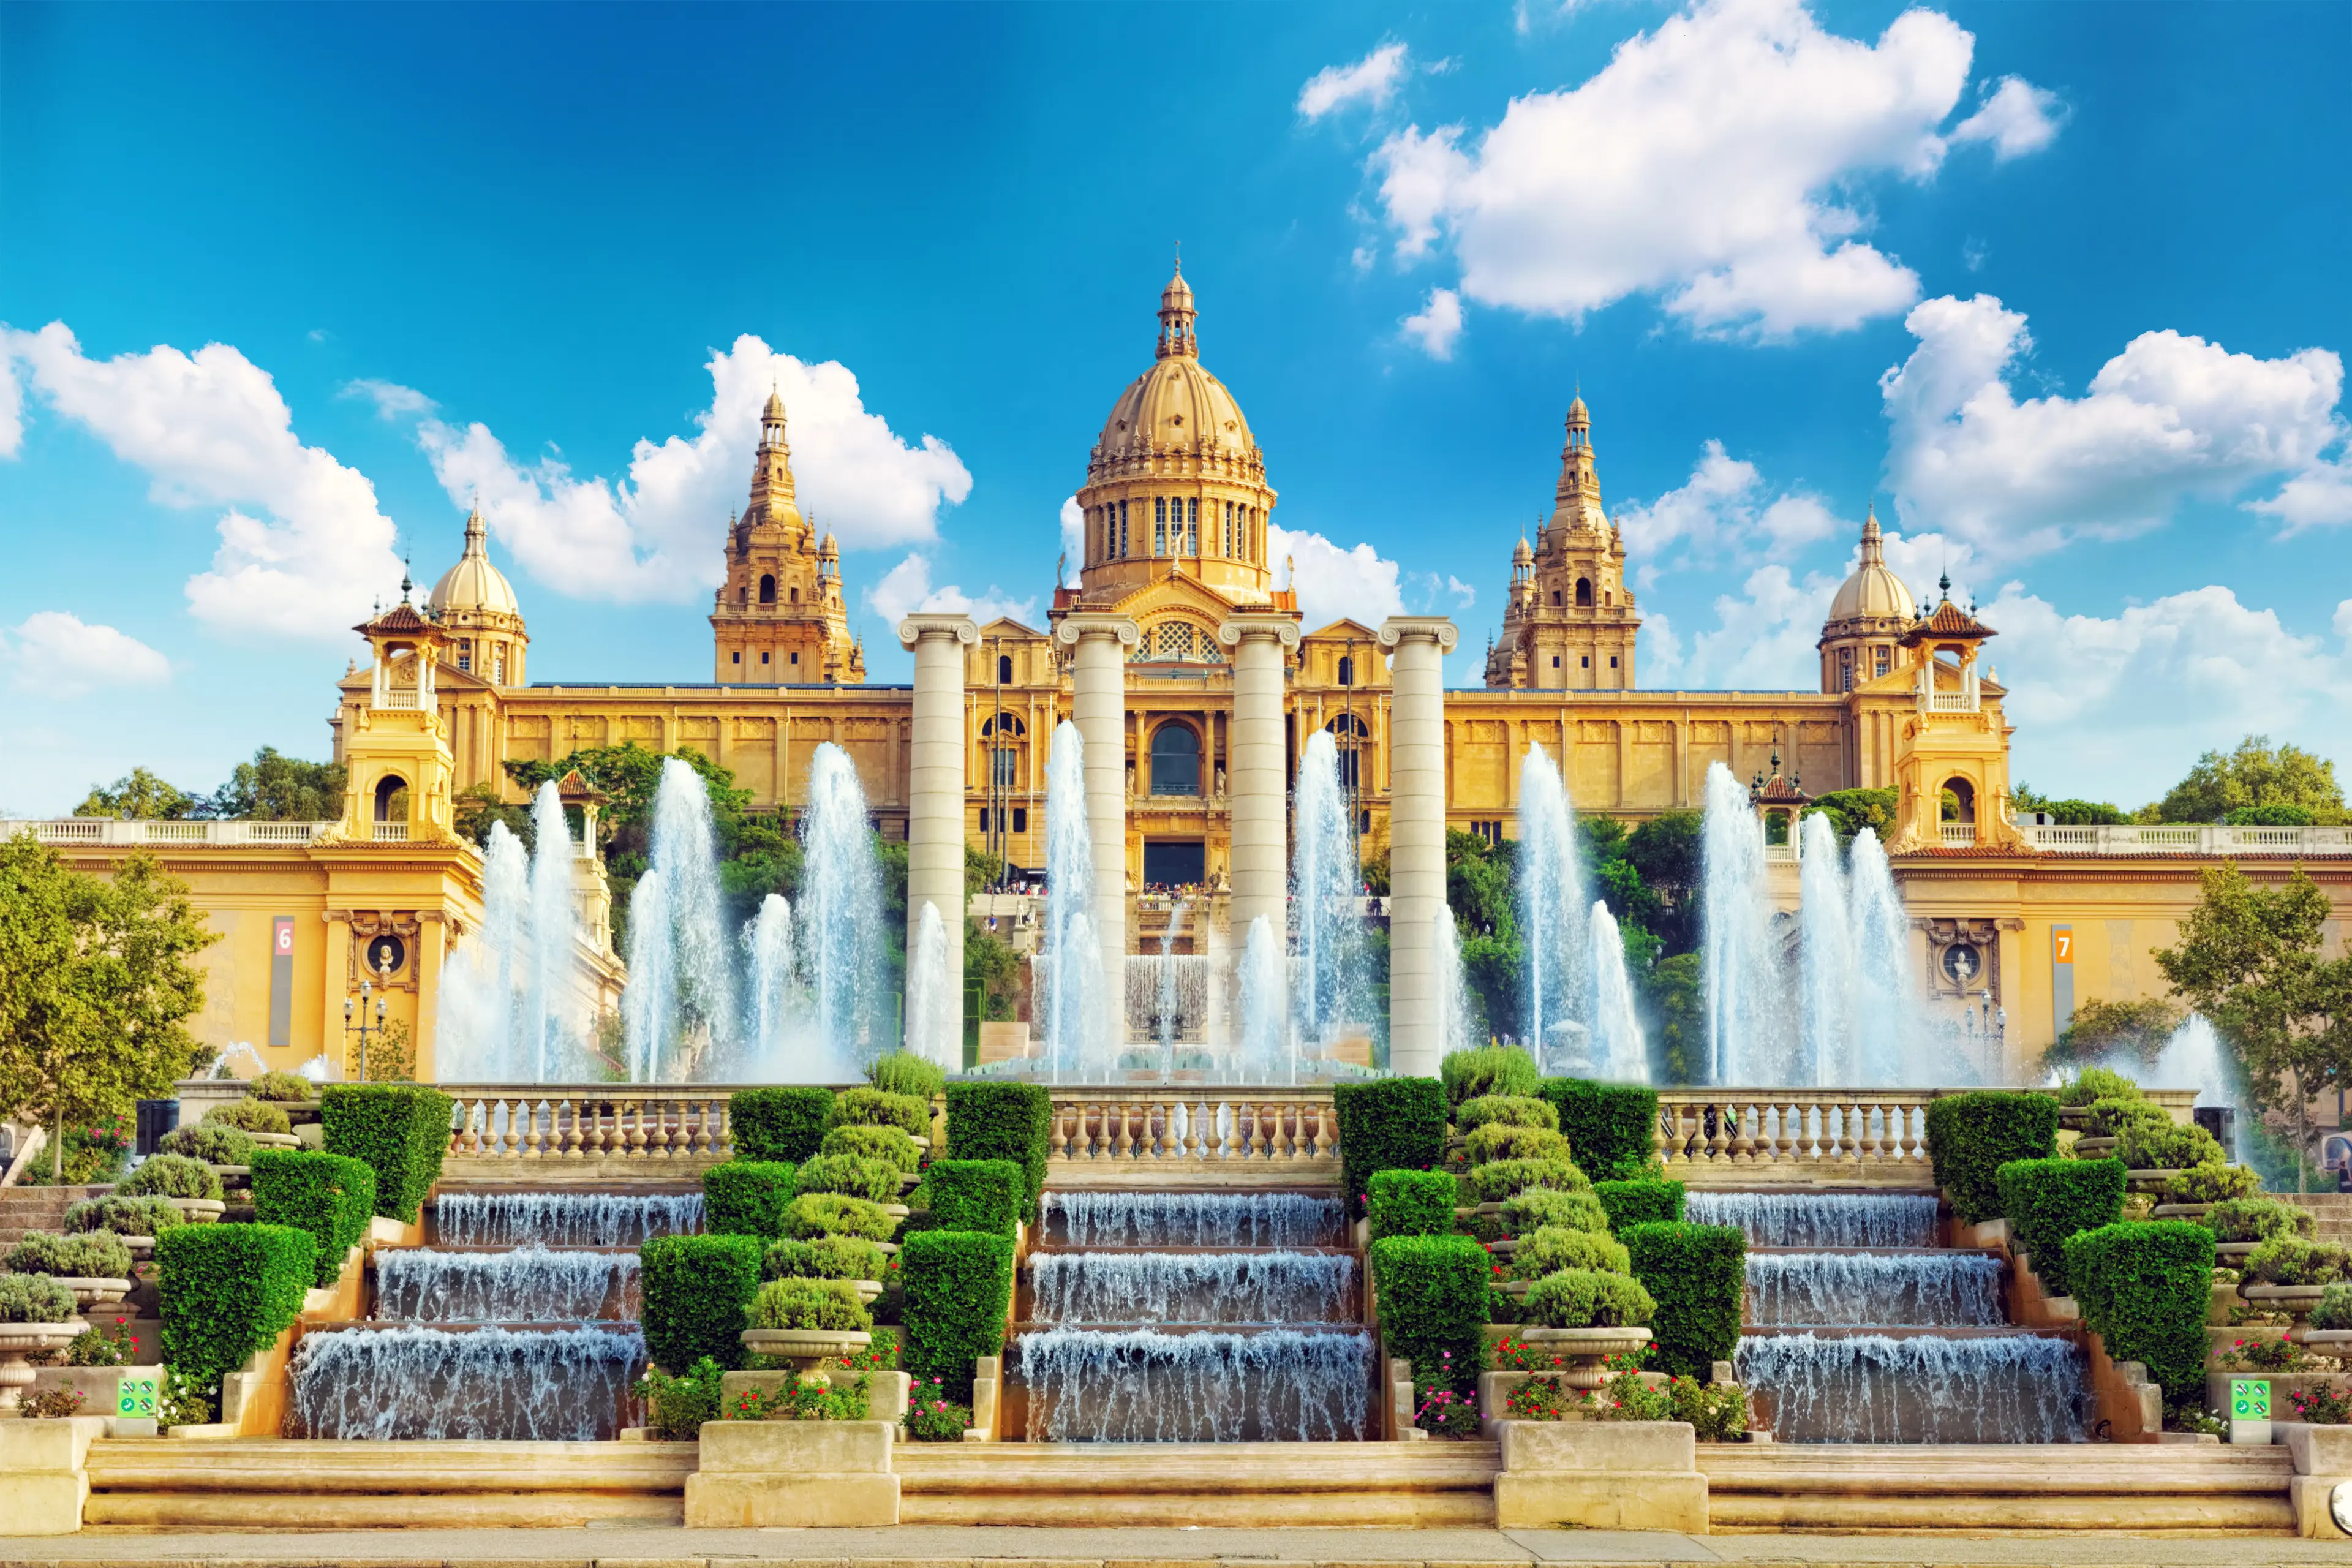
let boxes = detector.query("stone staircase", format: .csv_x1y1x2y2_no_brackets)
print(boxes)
0,1182,107,1249
2284,1193,2352,1244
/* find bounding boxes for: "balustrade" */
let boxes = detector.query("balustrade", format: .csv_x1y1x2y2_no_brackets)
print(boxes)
1655,1089,1938,1174
3,819,333,847
2015,822,2352,855
441,1087,739,1163
1047,1088,1339,1170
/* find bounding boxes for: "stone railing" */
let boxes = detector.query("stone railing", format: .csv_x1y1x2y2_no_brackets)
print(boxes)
1048,1087,1341,1178
2015,822,2352,856
441,1086,745,1163
1941,822,1977,846
1,818,333,847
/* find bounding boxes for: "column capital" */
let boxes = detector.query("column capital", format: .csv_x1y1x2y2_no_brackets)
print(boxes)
1377,616,1459,653
897,614,980,650
1215,613,1301,650
1054,612,1139,649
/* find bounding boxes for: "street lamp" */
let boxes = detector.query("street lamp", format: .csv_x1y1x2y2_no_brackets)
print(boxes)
344,953,394,1082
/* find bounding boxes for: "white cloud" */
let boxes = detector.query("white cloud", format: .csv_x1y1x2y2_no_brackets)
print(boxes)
1645,563,1842,688
864,552,1036,630
2337,598,2352,640
1614,439,1844,567
1365,0,2058,337
415,334,972,604
1268,524,1407,630
1950,75,2067,160
2,322,405,639
1400,288,1465,360
2249,458,2352,533
1058,497,1084,585
0,354,21,458
1882,293,2347,558
341,378,435,420
1299,43,1410,121
3,612,172,696
1445,575,1477,609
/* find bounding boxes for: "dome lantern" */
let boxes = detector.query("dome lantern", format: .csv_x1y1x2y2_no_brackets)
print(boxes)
1156,256,1199,361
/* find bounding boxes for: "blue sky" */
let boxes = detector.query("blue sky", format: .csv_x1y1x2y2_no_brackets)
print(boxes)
4,0,2349,815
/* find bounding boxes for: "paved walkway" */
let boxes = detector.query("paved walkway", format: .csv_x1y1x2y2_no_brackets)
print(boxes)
0,1526,2339,1567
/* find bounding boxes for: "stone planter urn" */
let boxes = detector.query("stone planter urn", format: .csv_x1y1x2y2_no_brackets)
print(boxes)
2299,1330,2352,1357
0,1322,88,1413
2124,1167,2185,1194
241,1131,304,1151
877,1204,910,1222
2243,1284,2329,1321
162,1198,225,1223
48,1278,131,1311
2215,1240,2260,1265
741,1327,873,1387
2152,1202,2213,1221
2073,1136,2118,1157
1511,1326,1653,1391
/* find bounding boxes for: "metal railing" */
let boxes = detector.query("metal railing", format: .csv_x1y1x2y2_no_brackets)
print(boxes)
2,819,334,846
2014,823,2352,855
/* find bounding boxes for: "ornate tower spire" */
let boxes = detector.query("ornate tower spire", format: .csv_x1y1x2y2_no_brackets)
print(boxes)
1552,393,1602,527
1859,502,1885,565
748,387,798,516
1156,257,1198,361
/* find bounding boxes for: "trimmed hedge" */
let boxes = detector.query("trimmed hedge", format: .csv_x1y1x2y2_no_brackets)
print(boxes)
1996,1156,2124,1300
1508,1224,1630,1281
1522,1267,1656,1329
1462,1122,1573,1166
866,1049,947,1100
1369,1233,1490,1394
1440,1044,1540,1107
320,1084,454,1223
1503,1186,1611,1237
831,1087,930,1139
1594,1178,1685,1234
1454,1094,1557,1133
1368,1169,1457,1241
156,1222,316,1396
943,1082,1054,1221
249,1150,379,1286
902,1229,1016,1402
117,1153,223,1202
823,1123,922,1173
794,1153,902,1205
1464,1156,1587,1205
785,1192,896,1242
2064,1220,2215,1408
702,1161,799,1238
1540,1079,1661,1182
730,1087,834,1164
640,1234,764,1374
1924,1090,2059,1226
922,1159,1023,1237
1333,1077,1447,1215
1622,1222,1746,1381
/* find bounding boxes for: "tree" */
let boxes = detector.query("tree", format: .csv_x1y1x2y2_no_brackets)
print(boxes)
0,839,217,1179
2042,995,2184,1073
201,747,346,820
1641,952,1706,1084
1801,788,1898,846
2155,864,2352,1191
453,782,534,849
2154,735,2345,825
965,919,1021,1023
75,767,197,820
1626,811,1702,956
2011,785,2128,825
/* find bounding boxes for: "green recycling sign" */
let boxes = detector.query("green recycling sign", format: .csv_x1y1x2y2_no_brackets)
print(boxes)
2231,1378,2270,1420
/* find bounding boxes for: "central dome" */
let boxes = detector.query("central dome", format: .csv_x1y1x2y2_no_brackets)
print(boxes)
1088,261,1262,474
1826,507,1915,624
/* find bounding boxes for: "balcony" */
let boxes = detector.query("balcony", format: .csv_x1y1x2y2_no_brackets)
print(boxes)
1940,822,1978,846
372,822,410,843
2,819,333,847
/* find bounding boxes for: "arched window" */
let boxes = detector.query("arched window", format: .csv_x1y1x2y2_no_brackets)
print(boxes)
1336,655,1354,687
1324,714,1369,790
1575,578,1594,607
373,774,409,823
1150,723,1201,796
998,654,1014,684
759,574,777,605
1942,776,1977,823
979,713,1027,737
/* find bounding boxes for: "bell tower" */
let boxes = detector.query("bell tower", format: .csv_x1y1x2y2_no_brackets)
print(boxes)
1485,396,1640,689
710,390,866,683
339,586,459,846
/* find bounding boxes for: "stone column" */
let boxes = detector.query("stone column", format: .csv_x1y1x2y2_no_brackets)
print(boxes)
1380,616,1458,1077
899,614,979,1064
1216,614,1302,946
1055,613,1139,1045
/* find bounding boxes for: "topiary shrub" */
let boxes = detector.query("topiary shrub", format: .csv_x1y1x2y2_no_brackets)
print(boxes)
249,1150,378,1286
6,1230,132,1278
1539,1079,1662,1182
793,1153,901,1206
321,1084,454,1223
748,1277,872,1333
901,1229,1015,1403
1508,1225,1630,1281
1454,1095,1558,1134
1924,1090,2059,1225
116,1153,224,1203
702,1161,799,1238
639,1234,764,1374
920,1159,1023,1237
1522,1268,1656,1330
1996,1156,2124,1300
65,1196,183,1238
1368,1170,1457,1242
157,1123,255,1166
729,1087,834,1164
0,1273,79,1323
1370,1234,1490,1394
764,1235,884,1283
1621,1223,1743,1379
1465,1156,1589,1205
247,1070,316,1102
1333,1077,1447,1216
2243,1236,2352,1287
831,1088,929,1139
2311,1283,2352,1332
1503,1185,1611,1237
2057,1067,2141,1107
1462,1122,1573,1167
943,1082,1054,1223
1594,1178,1685,1234
866,1050,946,1101
1441,1044,1540,1107
823,1123,922,1173
2207,1196,2314,1243
205,1098,293,1135
2162,1163,2260,1204
785,1193,895,1243
2081,1095,2174,1139
2115,1119,2226,1173
2065,1221,2215,1410
156,1222,316,1396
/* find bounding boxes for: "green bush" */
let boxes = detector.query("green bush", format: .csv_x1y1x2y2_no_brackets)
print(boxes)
823,1123,922,1173
1441,1044,1540,1107
2243,1236,2352,1286
2057,1067,2141,1107
1996,1156,2124,1300
1622,1222,1744,1380
2207,1196,2314,1243
1507,1224,1629,1281
2311,1283,2352,1332
1333,1077,1447,1215
867,1050,946,1100
1539,1079,1662,1182
1370,1234,1490,1393
250,1150,379,1287
0,1273,78,1322
785,1192,895,1242
764,1235,884,1283
831,1088,929,1139
2081,1095,2174,1138
2064,1221,2215,1407
702,1161,799,1238
64,1196,183,1238
1924,1091,2060,1225
2115,1119,2226,1172
116,1153,223,1202
729,1087,834,1164
639,1234,764,1374
320,1084,454,1223
1463,1122,1573,1167
1522,1268,1656,1330
794,1153,902,1205
901,1229,1015,1402
1669,1376,1751,1442
1503,1186,1611,1236
156,1222,315,1395
246,1070,316,1102
635,1356,723,1439
1368,1170,1457,1241
748,1277,873,1332
1453,1095,1557,1133
5,1230,132,1278
1465,1156,1588,1205
2162,1164,2260,1204
157,1123,254,1166
204,1098,293,1135
943,1082,1054,1221
921,1159,1023,1237
1594,1178,1684,1233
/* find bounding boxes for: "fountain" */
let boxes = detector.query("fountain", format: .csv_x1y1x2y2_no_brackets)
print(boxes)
742,894,799,1073
1038,722,1104,1079
1735,1333,2086,1444
1291,731,1369,1052
1435,907,1474,1054
906,901,955,1069
1686,1191,1939,1249
1702,761,1787,1084
434,1190,704,1247
1043,1191,1343,1249
1514,748,1649,1080
437,790,591,1082
619,759,735,1081
796,742,888,1070
525,782,584,1080
374,1245,639,1322
1234,914,1288,1083
1156,900,1187,1079
1030,1251,1356,1326
1587,901,1647,1081
1745,1253,2005,1329
1798,813,1855,1087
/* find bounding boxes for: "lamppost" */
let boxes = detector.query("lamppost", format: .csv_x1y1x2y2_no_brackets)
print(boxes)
344,954,393,1082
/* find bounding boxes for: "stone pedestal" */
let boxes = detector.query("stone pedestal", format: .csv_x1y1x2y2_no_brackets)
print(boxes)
0,1415,107,1534
1379,616,1457,1076
1055,614,1139,1044
1216,614,1301,950
2290,1426,2352,1539
721,1368,911,1428
1490,1419,1708,1532
899,614,978,1065
683,1419,899,1527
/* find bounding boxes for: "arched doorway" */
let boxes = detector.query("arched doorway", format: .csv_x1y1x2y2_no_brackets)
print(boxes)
374,774,409,824
1150,722,1200,796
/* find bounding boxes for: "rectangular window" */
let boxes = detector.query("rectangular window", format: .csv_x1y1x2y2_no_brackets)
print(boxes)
1012,807,1027,834
1610,655,1619,668
978,808,990,831
1581,655,1591,668
1875,647,1890,677
492,652,505,682
1186,497,1197,553
791,652,799,665
732,651,741,665
1118,499,1129,558
1155,496,1167,555
761,652,770,665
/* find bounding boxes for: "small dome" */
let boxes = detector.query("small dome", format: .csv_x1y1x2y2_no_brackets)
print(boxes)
1826,507,1914,624
763,388,786,423
820,532,839,555
1567,393,1589,425
1512,535,1534,564
428,509,520,617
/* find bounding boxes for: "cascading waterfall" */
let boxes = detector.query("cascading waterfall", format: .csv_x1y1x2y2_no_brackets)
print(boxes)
1123,955,1212,1048
1687,1191,1939,1250
1702,761,1789,1084
797,742,887,1071
1290,731,1367,1047
434,1191,704,1248
1030,1251,1357,1325
906,901,955,1069
1038,722,1102,1078
1798,813,1855,1087
1735,1334,2086,1444
1745,1253,2005,1328
374,1245,639,1322
291,1324,644,1441
1516,746,1586,1066
1435,907,1473,1054
1044,1191,1344,1249
1019,1328,1371,1442
741,894,799,1074
1235,914,1289,1083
